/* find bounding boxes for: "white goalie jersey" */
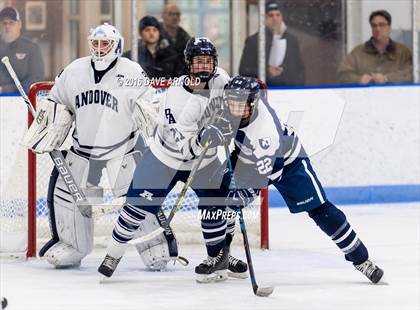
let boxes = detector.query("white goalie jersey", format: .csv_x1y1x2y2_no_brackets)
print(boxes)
149,67,230,170
48,56,155,160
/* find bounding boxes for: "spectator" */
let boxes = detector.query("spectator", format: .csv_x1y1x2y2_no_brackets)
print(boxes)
0,7,44,94
160,4,190,74
123,16,183,80
338,10,413,84
239,0,305,86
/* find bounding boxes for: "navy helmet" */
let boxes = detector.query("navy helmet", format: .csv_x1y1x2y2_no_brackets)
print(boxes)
184,37,218,82
224,76,263,125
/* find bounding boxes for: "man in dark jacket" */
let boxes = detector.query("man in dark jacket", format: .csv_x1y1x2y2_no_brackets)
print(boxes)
160,4,190,74
123,16,184,80
0,7,44,94
239,1,304,86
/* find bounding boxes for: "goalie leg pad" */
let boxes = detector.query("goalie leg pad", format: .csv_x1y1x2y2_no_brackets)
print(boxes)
105,150,141,198
134,209,179,271
40,150,94,267
43,241,85,268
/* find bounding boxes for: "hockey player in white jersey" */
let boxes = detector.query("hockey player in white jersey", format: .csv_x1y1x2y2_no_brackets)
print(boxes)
22,23,157,268
98,37,247,281
219,75,385,284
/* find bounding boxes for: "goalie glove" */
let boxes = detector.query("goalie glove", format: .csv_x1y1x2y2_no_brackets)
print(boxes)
226,188,260,208
133,97,160,138
22,98,73,153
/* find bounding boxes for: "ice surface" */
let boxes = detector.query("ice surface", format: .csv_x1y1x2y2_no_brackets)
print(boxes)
1,203,419,310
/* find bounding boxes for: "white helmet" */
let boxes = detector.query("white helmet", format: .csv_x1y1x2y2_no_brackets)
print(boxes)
88,23,124,70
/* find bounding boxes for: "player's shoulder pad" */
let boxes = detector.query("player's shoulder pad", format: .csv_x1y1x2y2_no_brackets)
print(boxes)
53,56,90,81
209,67,230,90
61,56,91,74
167,75,187,90
214,67,230,82
117,57,148,79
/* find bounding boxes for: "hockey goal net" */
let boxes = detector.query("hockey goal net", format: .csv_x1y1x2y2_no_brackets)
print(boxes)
0,81,269,258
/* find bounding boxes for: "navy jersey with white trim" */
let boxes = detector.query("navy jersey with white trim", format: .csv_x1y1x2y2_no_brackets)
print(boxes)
232,97,306,187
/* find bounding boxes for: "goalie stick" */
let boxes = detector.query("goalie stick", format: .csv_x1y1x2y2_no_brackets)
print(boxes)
223,143,274,297
1,56,91,218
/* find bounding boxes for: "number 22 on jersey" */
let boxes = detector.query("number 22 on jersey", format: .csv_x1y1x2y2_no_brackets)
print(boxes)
256,157,272,174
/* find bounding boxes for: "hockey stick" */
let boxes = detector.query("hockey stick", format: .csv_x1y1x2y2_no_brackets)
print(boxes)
167,141,209,222
1,56,91,218
129,141,210,245
223,143,274,297
130,107,223,245
165,105,225,223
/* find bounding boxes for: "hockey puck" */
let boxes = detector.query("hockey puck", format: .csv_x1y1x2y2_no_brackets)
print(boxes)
1,297,8,309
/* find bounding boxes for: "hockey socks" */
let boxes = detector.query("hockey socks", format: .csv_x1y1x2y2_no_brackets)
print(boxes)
308,201,369,265
112,203,146,244
200,206,227,257
107,203,147,259
99,203,147,277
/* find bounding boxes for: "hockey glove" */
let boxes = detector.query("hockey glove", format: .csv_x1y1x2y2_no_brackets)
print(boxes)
226,188,260,208
198,125,225,148
214,115,234,139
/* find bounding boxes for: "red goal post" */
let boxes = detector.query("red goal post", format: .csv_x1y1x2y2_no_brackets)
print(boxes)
27,81,54,257
24,81,269,257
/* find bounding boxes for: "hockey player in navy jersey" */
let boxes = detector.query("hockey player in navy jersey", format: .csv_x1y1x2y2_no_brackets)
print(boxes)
98,38,247,282
219,76,384,284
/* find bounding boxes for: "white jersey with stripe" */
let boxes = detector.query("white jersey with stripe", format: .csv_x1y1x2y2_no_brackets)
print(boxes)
48,56,154,160
234,97,305,183
149,67,230,170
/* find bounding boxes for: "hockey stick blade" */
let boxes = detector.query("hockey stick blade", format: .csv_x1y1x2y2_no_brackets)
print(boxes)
128,227,164,245
254,285,274,297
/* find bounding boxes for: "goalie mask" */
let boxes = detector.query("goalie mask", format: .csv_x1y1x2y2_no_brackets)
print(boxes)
224,76,262,127
184,37,218,83
88,23,124,70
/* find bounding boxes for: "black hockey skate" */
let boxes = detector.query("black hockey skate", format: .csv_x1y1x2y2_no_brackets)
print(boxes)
224,233,248,279
355,259,384,284
98,254,121,278
195,247,229,283
228,254,248,279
